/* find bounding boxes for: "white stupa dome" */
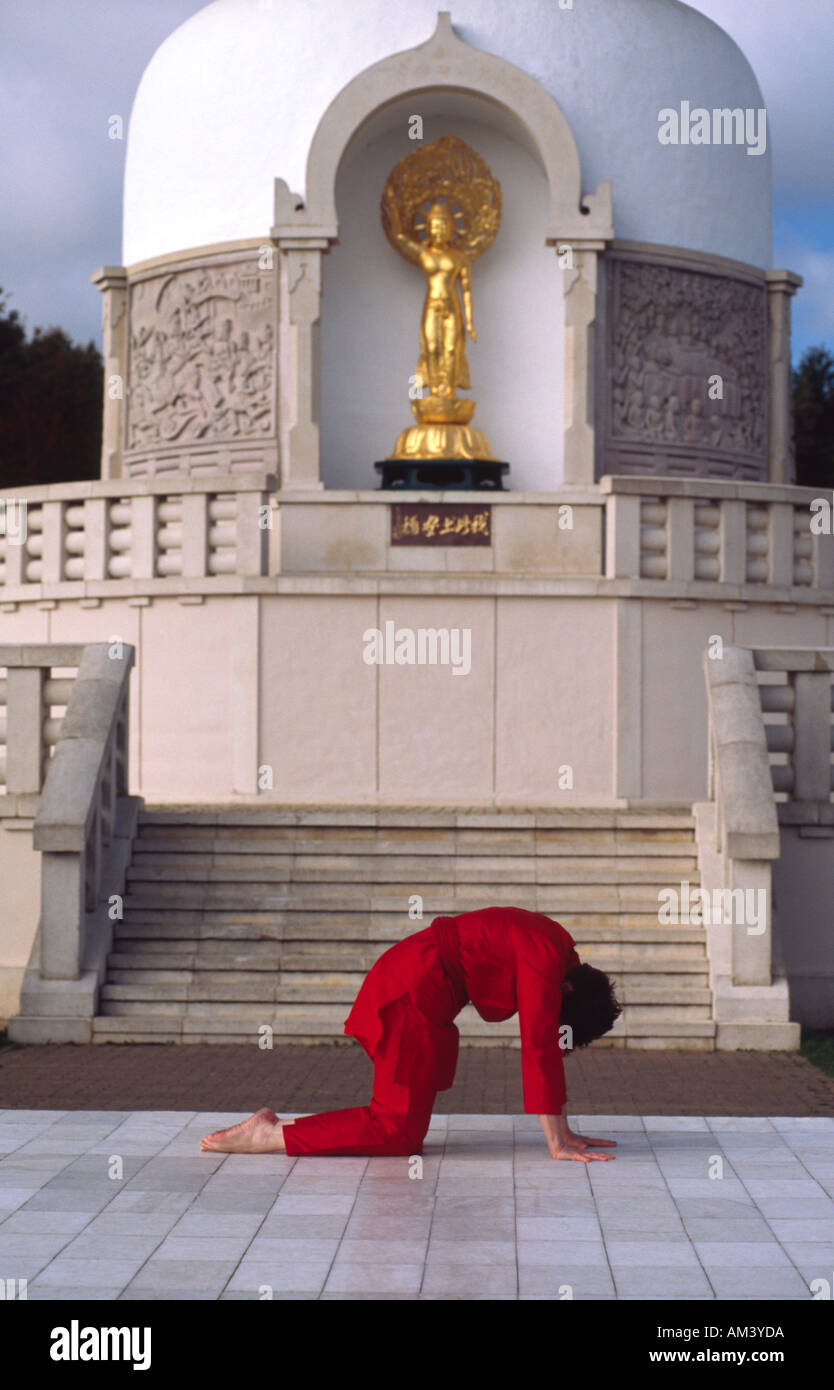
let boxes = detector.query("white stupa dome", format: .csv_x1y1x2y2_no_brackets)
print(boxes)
123,0,771,268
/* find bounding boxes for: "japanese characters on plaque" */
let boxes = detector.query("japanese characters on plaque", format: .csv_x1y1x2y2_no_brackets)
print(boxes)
390,503,492,547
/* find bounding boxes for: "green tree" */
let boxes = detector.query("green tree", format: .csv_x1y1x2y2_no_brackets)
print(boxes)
793,344,834,490
0,288,103,487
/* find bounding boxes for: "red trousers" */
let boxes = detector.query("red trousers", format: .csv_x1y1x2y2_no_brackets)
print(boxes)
282,996,440,1157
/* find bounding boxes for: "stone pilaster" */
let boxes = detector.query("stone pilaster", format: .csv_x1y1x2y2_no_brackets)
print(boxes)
765,270,802,485
561,242,604,486
274,238,330,491
91,267,128,480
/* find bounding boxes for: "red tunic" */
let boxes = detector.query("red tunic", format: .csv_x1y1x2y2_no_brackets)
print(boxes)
343,905,581,1114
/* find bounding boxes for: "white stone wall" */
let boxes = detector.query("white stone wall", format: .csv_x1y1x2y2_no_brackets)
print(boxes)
2,590,831,808
0,822,39,1018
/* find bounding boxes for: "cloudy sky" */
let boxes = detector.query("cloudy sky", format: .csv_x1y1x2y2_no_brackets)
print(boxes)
1,0,831,362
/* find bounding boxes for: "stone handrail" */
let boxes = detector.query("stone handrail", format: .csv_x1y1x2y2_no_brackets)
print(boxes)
694,643,799,1048
7,642,143,1042
705,645,780,866
34,642,134,979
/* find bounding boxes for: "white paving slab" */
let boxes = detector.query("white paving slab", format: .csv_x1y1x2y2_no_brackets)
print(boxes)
0,1112,831,1300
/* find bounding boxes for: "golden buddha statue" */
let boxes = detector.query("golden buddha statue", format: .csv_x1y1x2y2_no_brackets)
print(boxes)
384,197,475,401
380,135,501,464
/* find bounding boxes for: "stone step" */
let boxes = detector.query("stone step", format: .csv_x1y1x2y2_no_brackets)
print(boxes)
137,807,697,830
110,927,709,954
109,925,708,953
115,912,701,935
99,967,708,989
105,944,707,973
125,853,698,883
111,927,708,958
96,1000,516,1024
106,958,708,985
96,995,713,1022
120,884,696,910
100,974,709,1003
131,832,696,857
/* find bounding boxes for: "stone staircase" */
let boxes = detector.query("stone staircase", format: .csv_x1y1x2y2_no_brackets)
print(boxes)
92,807,714,1048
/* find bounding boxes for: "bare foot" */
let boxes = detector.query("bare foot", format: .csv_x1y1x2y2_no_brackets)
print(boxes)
200,1107,286,1153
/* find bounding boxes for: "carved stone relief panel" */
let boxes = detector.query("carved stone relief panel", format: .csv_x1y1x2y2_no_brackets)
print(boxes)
604,257,768,480
126,260,276,453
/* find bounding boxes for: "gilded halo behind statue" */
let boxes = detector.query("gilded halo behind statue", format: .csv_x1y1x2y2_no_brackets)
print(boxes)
376,134,509,489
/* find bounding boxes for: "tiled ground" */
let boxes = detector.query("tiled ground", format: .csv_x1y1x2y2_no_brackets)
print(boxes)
0,1110,832,1300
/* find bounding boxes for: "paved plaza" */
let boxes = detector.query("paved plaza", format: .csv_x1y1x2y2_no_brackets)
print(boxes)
1,1109,832,1300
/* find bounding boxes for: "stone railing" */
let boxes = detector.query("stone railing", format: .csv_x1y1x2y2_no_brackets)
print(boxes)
6,642,143,1043
0,473,274,594
694,644,798,1049
603,476,833,594
0,473,830,593
753,648,834,824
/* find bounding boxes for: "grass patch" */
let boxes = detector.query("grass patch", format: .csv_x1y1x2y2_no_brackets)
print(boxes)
801,1027,834,1079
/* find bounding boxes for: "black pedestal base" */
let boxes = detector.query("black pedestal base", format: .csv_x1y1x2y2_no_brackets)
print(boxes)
374,458,510,490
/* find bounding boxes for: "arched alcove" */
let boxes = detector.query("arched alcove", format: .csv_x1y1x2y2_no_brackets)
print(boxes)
320,93,563,489
271,13,612,491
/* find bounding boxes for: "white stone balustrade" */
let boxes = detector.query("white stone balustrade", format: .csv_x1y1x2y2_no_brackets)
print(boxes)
1,474,832,594
6,642,143,1043
0,474,274,593
33,643,132,977
602,476,834,594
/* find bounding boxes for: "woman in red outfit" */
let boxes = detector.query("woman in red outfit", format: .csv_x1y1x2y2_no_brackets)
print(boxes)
201,905,622,1162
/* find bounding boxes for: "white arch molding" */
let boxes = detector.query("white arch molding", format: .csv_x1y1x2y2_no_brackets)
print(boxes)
271,11,613,490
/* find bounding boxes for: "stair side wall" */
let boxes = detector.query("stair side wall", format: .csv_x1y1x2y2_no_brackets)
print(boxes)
773,825,834,1029
0,819,39,1020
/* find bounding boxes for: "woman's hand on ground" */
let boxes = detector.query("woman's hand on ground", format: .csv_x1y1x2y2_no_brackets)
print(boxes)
538,1112,615,1161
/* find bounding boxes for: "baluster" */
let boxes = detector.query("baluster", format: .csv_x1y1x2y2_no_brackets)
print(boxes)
41,501,67,584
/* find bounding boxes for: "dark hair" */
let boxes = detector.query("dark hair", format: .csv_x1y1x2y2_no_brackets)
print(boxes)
559,963,622,1048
